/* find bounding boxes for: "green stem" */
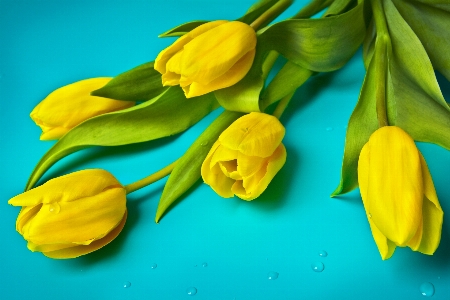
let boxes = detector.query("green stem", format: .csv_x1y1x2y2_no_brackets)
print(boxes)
250,0,293,30
371,0,389,127
124,160,178,194
272,91,295,119
261,50,280,79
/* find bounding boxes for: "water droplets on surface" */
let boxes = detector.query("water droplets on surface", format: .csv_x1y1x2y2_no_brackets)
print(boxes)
202,262,208,267
326,127,333,131
186,287,197,296
151,263,157,269
200,141,208,146
420,282,435,297
123,281,131,288
319,250,328,257
267,271,279,280
311,262,324,272
49,203,61,214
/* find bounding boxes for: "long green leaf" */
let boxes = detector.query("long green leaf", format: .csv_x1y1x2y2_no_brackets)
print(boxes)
25,87,218,190
158,21,208,37
332,0,450,196
155,110,244,223
259,0,366,72
91,62,167,101
392,0,450,81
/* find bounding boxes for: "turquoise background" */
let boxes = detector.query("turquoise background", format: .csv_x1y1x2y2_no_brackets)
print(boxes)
1,0,449,299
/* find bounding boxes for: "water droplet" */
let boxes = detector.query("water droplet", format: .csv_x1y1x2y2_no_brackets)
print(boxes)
311,262,324,272
123,281,131,288
49,203,60,214
437,277,441,280
326,127,333,131
202,262,208,267
420,282,435,297
200,141,208,146
319,250,328,257
368,213,372,218
151,263,157,269
267,271,279,280
186,287,197,296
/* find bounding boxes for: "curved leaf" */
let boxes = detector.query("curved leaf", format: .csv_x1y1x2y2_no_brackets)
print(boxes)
25,87,219,190
91,62,167,101
158,21,208,37
155,110,244,223
259,0,366,72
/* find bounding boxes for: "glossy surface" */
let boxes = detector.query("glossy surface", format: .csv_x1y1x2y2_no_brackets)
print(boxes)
1,0,449,299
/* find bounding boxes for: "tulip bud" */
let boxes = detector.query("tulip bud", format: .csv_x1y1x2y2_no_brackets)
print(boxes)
358,126,443,260
30,78,135,140
154,20,257,98
8,169,127,259
201,112,286,200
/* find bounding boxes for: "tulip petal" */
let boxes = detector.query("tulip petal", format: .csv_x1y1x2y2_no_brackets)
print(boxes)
16,205,42,234
43,211,127,259
358,142,396,259
210,144,238,169
364,127,423,246
238,144,286,200
237,151,266,177
181,21,256,85
415,153,443,255
219,112,285,158
9,169,121,207
201,141,234,197
183,49,255,98
154,20,228,74
219,160,242,180
25,188,126,245
30,78,134,140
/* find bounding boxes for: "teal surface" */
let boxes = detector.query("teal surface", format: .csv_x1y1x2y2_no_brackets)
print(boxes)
1,0,449,299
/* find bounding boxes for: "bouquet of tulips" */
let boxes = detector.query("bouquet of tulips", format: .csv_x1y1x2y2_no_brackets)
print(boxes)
8,0,449,261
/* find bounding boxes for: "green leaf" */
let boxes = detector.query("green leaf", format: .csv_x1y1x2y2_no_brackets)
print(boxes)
155,110,244,223
25,87,219,191
331,39,381,197
214,43,267,113
332,0,450,196
384,0,450,148
391,0,450,81
259,0,366,72
158,21,208,37
91,62,167,101
260,61,314,111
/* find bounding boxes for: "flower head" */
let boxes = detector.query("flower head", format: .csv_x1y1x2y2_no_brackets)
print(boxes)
358,126,443,259
154,20,257,98
201,112,286,200
31,78,135,140
8,169,127,259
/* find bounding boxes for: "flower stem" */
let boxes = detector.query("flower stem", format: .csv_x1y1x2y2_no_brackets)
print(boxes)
291,0,333,19
124,160,178,194
272,91,295,119
370,0,389,127
250,0,293,31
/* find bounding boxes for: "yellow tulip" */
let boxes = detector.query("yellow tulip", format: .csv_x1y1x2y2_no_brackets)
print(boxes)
358,126,443,260
30,78,135,140
201,112,286,200
154,20,257,98
8,169,127,259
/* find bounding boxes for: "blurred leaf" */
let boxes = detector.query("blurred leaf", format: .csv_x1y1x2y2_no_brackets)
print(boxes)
391,0,450,81
155,110,244,223
158,21,208,37
259,0,366,72
91,62,167,101
25,87,219,190
333,0,450,196
260,61,313,110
